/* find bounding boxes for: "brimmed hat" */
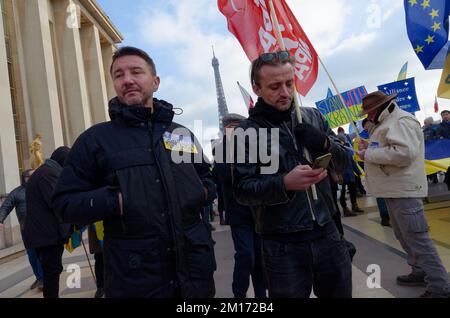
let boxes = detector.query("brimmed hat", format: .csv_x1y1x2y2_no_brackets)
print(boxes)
358,91,397,117
223,113,246,127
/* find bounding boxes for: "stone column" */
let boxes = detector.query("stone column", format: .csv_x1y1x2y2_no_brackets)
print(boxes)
0,0,21,247
101,43,116,100
52,0,92,144
19,0,64,158
80,24,109,123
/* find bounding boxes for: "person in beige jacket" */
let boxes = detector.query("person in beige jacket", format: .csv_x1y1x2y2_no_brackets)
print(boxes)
357,91,450,298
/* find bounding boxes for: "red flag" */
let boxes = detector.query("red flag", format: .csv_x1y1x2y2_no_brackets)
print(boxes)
218,0,318,96
237,81,255,110
434,96,439,113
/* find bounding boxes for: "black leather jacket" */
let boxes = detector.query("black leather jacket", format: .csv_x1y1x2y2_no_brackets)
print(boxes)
233,101,347,235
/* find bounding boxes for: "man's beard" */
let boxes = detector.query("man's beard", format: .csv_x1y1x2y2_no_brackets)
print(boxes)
123,92,152,107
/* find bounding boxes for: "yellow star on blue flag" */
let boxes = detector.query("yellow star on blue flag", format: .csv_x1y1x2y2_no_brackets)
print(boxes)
404,0,449,70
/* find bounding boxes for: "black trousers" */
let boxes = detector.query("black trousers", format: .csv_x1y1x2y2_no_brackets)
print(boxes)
329,179,344,236
340,182,357,209
94,253,104,289
36,245,64,298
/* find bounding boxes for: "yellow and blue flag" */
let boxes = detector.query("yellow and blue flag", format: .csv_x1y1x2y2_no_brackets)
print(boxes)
316,86,367,129
404,0,449,70
438,47,450,98
424,139,450,175
92,221,104,248
65,226,86,253
327,88,334,98
64,221,104,253
397,62,408,80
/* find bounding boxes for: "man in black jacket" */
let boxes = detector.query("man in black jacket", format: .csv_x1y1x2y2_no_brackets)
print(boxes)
24,147,71,298
52,47,216,298
232,51,352,298
214,113,267,298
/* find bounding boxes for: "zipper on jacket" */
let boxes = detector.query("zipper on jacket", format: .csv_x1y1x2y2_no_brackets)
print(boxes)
117,181,128,235
147,119,182,272
305,189,316,221
283,122,316,221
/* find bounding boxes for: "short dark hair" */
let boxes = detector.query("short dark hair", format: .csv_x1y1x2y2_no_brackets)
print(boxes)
250,51,295,86
362,118,372,128
110,46,157,76
441,110,450,116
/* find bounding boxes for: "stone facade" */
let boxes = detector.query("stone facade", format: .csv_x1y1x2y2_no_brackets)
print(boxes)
0,0,122,252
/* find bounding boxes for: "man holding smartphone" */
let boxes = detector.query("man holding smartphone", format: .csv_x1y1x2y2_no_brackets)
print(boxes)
232,51,352,298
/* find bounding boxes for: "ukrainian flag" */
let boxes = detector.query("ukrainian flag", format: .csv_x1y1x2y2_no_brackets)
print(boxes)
425,139,450,175
316,86,367,129
92,221,104,248
65,226,86,253
438,46,450,98
64,221,104,253
397,62,408,81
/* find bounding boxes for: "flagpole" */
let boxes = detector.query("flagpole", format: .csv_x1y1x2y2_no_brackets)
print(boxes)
268,0,359,136
317,56,359,135
267,0,303,124
81,235,96,285
268,0,319,201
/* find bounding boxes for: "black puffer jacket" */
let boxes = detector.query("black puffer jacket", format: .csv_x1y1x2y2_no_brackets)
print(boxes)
52,98,216,297
0,186,26,230
24,159,72,249
233,99,347,234
0,171,34,230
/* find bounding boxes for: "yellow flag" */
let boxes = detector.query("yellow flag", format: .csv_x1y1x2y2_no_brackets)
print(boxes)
438,50,450,99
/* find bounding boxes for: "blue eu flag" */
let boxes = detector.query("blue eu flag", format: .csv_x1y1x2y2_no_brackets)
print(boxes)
404,0,450,70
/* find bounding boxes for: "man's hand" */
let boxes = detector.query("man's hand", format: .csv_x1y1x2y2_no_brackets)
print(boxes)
284,165,328,191
118,192,123,216
356,149,366,161
294,123,330,153
358,139,369,151
356,139,368,160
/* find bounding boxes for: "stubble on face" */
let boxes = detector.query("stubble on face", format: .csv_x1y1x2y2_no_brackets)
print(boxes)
253,63,295,112
112,55,160,108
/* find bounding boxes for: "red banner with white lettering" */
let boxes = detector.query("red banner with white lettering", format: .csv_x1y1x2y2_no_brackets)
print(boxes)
218,0,318,96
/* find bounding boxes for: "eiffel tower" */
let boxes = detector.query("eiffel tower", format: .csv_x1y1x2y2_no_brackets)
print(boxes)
212,48,229,135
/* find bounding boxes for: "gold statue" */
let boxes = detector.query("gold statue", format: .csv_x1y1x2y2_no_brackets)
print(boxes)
29,134,44,169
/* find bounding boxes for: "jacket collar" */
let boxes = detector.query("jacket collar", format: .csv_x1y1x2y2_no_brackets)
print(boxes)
376,101,397,123
108,97,175,127
249,97,294,125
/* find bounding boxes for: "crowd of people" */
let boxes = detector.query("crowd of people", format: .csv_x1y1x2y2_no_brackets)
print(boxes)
0,47,449,299
422,110,450,141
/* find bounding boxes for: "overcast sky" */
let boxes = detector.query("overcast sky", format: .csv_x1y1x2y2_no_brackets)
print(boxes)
96,0,449,157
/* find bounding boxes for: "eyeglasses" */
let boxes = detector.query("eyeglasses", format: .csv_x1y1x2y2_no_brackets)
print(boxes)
258,51,290,63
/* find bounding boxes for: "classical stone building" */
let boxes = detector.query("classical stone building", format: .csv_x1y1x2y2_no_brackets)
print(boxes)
0,0,122,251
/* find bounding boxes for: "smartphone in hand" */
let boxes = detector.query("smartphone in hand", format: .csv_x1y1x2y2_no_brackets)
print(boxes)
312,153,332,169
